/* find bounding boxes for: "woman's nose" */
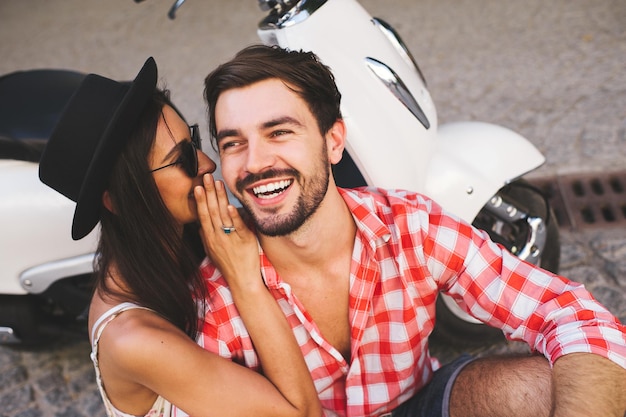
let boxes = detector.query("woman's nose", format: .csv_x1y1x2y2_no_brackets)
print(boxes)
197,150,217,175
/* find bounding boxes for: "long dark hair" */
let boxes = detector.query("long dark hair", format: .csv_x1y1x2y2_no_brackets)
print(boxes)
204,44,342,149
95,89,206,339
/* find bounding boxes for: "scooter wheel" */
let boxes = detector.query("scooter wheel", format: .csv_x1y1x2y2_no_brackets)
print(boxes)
494,179,560,273
0,295,41,345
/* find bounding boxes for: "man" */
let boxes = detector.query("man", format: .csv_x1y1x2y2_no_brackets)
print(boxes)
200,45,626,417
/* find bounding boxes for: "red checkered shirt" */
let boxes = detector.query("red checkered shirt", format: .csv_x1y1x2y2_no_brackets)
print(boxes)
198,187,626,417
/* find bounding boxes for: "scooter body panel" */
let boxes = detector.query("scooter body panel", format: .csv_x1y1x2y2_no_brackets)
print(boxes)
259,0,545,225
0,160,97,295
425,121,545,222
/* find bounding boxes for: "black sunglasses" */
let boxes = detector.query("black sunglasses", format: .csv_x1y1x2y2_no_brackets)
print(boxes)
150,124,201,178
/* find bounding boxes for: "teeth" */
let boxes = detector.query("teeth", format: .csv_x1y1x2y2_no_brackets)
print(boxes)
253,180,292,199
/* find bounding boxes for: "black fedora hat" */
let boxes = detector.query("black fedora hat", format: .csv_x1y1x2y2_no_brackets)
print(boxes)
39,57,158,240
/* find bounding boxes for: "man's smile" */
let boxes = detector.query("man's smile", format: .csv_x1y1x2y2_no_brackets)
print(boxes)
236,168,300,202
251,179,293,199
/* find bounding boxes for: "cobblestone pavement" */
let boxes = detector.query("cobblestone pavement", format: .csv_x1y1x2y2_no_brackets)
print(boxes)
1,228,624,417
1,0,625,416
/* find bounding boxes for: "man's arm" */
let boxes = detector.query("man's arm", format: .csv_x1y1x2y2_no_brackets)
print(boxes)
553,353,626,417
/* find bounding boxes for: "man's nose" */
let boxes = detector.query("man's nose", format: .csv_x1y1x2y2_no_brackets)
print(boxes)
245,138,276,174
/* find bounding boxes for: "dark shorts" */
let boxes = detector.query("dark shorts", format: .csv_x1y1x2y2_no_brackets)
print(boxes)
390,353,475,417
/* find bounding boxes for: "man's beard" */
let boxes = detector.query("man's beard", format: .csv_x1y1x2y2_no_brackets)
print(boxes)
235,148,330,237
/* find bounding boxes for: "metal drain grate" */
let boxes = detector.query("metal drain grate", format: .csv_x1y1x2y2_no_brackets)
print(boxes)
528,170,626,230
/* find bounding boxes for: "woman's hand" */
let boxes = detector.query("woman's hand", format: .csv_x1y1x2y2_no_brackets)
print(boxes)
194,174,260,289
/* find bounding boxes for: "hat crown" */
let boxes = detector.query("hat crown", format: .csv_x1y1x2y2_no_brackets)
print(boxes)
40,76,131,202
39,57,157,240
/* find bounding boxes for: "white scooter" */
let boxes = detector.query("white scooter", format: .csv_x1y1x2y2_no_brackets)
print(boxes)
160,0,560,345
0,0,558,346
0,69,98,345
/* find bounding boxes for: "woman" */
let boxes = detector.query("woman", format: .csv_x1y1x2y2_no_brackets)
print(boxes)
39,57,321,417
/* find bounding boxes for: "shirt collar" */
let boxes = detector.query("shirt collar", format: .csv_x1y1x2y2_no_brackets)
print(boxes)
338,187,392,247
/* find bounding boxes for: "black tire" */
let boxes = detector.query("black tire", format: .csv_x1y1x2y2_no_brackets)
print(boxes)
487,179,561,274
433,179,560,346
0,275,93,346
0,295,42,345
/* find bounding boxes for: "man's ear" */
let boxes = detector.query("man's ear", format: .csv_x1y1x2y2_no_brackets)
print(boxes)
102,190,115,214
326,119,346,165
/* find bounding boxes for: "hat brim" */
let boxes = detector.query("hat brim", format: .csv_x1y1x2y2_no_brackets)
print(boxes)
72,58,157,240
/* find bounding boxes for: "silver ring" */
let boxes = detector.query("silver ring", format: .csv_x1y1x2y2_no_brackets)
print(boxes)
221,225,236,234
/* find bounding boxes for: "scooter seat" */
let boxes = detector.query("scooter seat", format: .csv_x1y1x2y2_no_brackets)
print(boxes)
0,69,86,159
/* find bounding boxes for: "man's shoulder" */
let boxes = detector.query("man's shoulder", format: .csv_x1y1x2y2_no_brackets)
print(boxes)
340,186,437,212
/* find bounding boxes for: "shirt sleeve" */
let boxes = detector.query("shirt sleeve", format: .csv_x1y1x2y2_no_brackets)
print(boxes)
414,193,626,369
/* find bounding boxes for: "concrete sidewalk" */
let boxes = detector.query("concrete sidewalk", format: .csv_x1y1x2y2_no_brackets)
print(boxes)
1,1,624,416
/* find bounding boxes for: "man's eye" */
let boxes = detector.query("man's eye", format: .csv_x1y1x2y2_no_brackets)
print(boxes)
271,130,290,137
220,141,239,152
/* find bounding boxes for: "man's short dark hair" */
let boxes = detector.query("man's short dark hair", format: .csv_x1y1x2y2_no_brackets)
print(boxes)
204,45,342,148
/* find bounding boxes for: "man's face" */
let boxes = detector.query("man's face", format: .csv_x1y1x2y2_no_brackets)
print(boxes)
214,78,333,236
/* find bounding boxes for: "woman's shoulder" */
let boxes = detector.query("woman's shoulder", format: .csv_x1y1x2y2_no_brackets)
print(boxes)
94,303,190,372
91,300,174,339
88,274,196,366
90,291,171,343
